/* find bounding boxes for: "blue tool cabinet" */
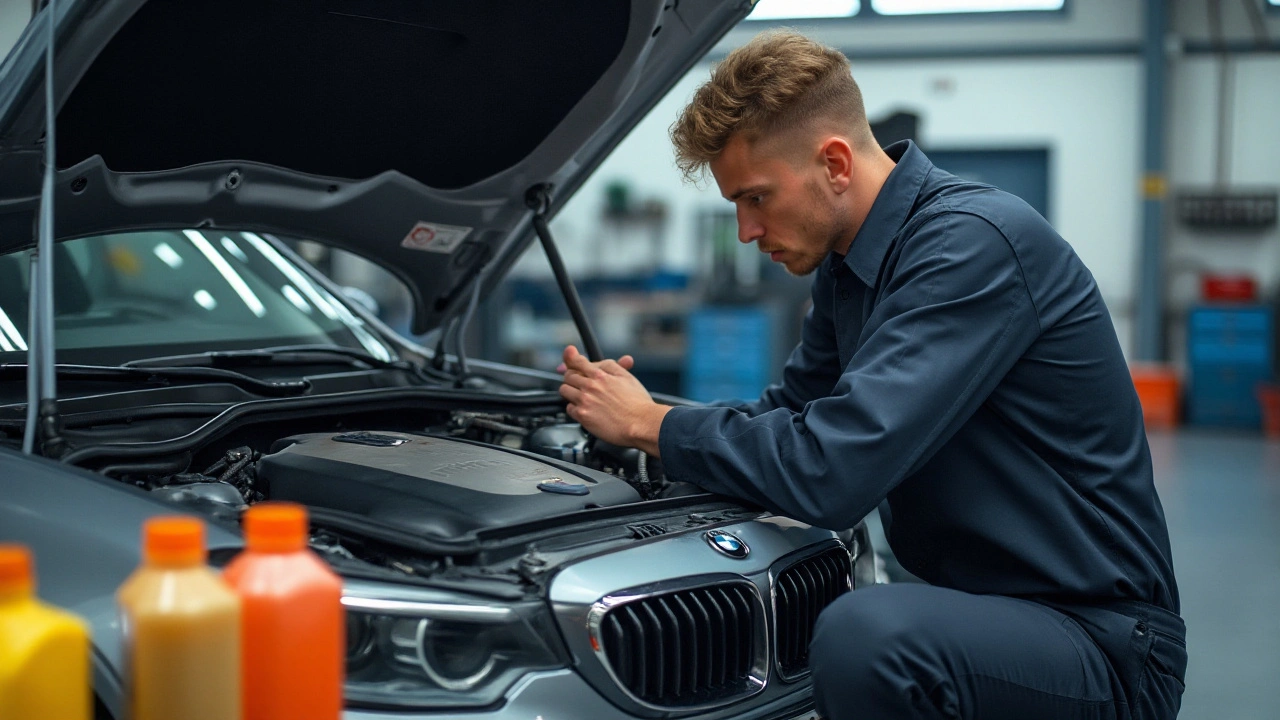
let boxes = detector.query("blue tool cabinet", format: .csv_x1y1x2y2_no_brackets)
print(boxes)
1186,305,1273,427
683,307,772,403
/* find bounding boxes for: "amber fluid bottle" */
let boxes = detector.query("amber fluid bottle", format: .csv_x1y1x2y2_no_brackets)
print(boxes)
117,517,241,720
0,544,91,720
223,502,344,720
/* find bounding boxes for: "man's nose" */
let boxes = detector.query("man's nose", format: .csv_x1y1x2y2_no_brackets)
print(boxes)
736,207,762,244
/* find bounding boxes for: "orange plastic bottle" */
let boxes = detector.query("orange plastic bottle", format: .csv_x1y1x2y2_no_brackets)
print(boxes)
223,502,344,720
0,544,91,720
117,517,241,720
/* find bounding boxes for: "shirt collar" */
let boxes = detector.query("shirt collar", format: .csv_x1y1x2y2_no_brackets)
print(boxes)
840,139,931,287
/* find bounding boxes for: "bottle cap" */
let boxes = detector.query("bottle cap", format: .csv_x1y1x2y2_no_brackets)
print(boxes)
0,544,33,595
243,502,309,553
143,516,206,567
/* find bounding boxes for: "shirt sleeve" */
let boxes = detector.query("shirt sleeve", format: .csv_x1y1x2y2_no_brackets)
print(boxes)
658,211,1043,530
729,272,845,417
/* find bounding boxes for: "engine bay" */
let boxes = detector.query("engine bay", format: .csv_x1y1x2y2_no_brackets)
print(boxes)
258,430,643,541
118,409,711,582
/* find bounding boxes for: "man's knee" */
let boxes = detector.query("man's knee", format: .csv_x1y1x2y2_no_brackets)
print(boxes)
809,585,1122,720
809,586,966,720
810,586,919,688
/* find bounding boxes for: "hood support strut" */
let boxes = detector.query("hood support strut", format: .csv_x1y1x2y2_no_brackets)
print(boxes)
525,184,603,362
24,0,64,458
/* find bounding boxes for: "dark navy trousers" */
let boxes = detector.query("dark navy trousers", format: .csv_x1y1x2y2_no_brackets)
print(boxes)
810,585,1187,720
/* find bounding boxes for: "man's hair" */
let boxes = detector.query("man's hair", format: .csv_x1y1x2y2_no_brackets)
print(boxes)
670,30,875,182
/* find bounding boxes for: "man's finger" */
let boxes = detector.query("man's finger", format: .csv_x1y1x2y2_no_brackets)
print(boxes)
559,383,583,404
560,346,579,373
561,372,593,390
601,358,637,376
563,348,595,374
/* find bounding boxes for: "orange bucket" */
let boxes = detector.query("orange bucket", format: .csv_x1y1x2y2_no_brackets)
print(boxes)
1258,383,1280,439
1131,365,1180,430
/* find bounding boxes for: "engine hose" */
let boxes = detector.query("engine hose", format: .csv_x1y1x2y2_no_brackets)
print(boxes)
636,451,650,491
99,452,193,481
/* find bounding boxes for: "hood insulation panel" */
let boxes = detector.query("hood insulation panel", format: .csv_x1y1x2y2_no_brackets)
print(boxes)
55,0,629,189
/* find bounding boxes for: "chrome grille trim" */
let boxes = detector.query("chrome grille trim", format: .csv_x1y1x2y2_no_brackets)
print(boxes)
587,576,768,711
770,543,852,681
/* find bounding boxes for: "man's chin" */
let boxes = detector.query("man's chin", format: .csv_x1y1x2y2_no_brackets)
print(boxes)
782,255,824,277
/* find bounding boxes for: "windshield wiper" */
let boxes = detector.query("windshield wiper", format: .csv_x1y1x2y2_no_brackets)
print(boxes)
125,345,397,370
0,364,310,397
123,345,447,383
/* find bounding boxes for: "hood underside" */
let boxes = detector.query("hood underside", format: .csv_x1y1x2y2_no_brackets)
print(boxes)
0,0,749,333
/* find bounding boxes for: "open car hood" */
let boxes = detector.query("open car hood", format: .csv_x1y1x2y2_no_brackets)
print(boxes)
0,0,750,334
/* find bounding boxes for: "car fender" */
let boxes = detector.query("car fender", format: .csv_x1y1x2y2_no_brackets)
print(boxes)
0,448,243,717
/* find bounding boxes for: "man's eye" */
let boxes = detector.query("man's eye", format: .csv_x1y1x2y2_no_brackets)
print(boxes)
750,195,764,206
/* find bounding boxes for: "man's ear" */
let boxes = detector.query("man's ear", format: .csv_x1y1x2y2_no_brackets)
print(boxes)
819,137,854,194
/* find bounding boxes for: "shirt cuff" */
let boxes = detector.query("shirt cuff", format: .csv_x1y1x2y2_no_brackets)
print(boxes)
658,405,724,492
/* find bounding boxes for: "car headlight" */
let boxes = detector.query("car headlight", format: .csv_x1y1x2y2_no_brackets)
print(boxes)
342,594,568,709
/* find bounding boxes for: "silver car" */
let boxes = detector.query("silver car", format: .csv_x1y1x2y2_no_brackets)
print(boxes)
0,1,879,718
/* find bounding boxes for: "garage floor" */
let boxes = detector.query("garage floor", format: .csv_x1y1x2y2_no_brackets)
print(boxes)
1150,430,1280,720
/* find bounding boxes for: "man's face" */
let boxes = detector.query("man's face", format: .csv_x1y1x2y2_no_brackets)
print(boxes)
709,132,852,277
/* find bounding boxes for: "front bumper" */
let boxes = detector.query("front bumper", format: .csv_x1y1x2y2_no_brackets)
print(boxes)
341,516,864,720
343,669,816,720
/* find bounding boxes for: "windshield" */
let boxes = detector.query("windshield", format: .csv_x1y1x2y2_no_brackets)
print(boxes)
0,230,394,366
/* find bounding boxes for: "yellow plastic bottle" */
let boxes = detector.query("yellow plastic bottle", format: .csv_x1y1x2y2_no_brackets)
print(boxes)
117,517,241,720
0,544,91,720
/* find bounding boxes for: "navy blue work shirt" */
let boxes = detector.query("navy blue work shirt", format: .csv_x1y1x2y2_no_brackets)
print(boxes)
660,140,1179,612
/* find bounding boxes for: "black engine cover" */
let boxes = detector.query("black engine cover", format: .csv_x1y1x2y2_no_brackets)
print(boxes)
258,432,641,541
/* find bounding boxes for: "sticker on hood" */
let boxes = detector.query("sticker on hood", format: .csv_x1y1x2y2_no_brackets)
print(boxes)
401,221,473,253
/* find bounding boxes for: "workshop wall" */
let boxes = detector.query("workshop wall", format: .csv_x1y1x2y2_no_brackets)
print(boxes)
532,55,1144,331
850,57,1144,351
1168,0,1280,310
531,0,1149,355
525,0,1280,362
1166,54,1280,366
1174,0,1280,45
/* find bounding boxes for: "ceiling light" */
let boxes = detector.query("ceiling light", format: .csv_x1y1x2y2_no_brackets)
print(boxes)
748,0,860,20
872,0,1063,14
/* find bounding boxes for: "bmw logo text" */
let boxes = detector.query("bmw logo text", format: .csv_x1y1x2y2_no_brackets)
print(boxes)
704,530,749,559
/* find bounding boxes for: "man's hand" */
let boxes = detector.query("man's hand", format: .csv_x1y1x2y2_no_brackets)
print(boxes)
558,345,670,456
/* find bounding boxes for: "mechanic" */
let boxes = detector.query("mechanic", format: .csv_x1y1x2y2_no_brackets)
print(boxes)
557,30,1186,720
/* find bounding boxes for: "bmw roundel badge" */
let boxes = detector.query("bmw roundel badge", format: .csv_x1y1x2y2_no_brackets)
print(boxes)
704,530,749,559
